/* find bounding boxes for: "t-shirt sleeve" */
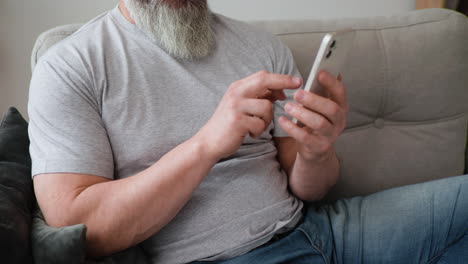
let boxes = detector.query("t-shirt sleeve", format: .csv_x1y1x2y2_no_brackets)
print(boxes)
28,56,114,179
270,36,304,137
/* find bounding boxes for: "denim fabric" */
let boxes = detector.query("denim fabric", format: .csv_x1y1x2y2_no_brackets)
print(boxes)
192,175,468,264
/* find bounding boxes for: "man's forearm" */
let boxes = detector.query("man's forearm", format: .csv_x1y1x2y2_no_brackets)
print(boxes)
288,147,340,201
64,136,218,257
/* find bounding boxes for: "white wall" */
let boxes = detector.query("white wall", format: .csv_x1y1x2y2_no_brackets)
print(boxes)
210,0,415,20
0,0,415,117
0,0,117,118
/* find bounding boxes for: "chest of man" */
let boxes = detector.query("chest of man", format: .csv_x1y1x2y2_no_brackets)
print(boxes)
94,41,273,178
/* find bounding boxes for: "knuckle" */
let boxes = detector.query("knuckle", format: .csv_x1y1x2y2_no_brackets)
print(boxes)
229,80,239,90
329,103,340,116
257,73,268,84
303,134,313,145
251,77,263,88
262,100,273,112
303,90,314,100
297,107,307,121
229,98,240,110
253,120,265,137
232,112,243,123
258,120,266,134
320,142,331,153
266,110,274,121
257,116,266,127
265,117,273,127
296,128,308,141
227,84,239,95
297,110,305,122
257,70,269,76
316,117,328,130
300,92,315,106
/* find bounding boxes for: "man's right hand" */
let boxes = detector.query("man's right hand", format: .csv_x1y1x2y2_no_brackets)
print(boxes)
195,71,302,160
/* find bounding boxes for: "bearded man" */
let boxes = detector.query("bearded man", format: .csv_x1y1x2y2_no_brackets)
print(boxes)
29,0,468,263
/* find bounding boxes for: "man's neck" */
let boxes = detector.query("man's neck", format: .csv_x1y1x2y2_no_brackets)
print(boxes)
119,0,136,24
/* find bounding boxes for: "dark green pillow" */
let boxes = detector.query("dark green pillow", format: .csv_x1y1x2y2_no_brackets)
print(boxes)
32,209,148,264
0,107,34,264
31,209,87,264
0,107,87,264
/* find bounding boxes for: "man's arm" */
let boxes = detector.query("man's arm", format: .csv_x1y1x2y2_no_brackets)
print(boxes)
35,137,218,257
274,71,348,201
274,137,339,201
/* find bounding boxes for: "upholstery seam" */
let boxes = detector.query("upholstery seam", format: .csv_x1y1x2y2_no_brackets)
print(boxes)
33,38,45,68
342,112,467,134
34,32,73,63
33,26,82,70
375,28,389,119
273,14,453,36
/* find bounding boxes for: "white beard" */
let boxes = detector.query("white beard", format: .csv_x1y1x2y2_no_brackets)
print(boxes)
124,0,215,60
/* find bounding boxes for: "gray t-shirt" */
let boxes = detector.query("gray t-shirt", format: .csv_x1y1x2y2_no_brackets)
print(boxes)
29,7,303,264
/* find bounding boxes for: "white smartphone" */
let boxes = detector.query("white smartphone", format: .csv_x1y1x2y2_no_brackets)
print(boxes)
292,29,356,125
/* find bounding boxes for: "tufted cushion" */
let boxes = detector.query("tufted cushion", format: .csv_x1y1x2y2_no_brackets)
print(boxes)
30,24,83,71
254,9,468,200
31,9,468,200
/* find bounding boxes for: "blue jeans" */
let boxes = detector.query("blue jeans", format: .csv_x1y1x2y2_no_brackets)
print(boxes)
192,175,468,264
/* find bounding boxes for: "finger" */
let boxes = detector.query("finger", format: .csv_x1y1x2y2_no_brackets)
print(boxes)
294,90,344,126
318,71,346,107
239,99,273,125
237,71,302,98
243,115,268,138
278,116,329,151
284,103,333,136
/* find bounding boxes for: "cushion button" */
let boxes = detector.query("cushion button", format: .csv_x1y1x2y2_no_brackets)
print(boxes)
374,118,385,129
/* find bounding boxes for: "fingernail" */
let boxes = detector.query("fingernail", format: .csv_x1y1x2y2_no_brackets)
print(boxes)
295,90,304,101
285,103,293,112
279,116,289,124
293,77,302,85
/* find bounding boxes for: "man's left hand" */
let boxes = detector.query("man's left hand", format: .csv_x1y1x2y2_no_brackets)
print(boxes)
279,71,349,162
